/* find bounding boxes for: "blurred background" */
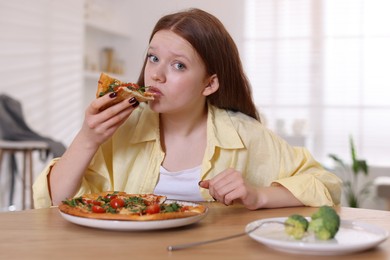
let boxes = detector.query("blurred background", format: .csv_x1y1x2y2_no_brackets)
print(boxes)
0,0,389,210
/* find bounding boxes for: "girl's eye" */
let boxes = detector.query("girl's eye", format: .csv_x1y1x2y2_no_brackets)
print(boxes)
173,62,186,71
147,54,158,63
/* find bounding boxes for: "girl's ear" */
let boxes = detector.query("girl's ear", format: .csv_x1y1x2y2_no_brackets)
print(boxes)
202,74,219,96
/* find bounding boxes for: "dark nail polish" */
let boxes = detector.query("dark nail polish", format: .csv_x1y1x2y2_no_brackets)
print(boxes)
129,97,137,103
109,92,117,98
198,181,203,186
131,101,139,108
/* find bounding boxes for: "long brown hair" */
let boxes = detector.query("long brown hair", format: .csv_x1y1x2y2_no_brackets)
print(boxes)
137,8,260,121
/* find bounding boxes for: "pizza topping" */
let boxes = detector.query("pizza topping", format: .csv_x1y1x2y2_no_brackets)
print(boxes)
92,205,106,213
161,202,181,213
104,193,118,200
62,196,83,207
110,198,125,209
61,192,184,216
145,204,161,214
98,80,149,97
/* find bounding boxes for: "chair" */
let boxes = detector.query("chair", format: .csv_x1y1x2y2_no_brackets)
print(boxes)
0,140,49,209
0,94,65,210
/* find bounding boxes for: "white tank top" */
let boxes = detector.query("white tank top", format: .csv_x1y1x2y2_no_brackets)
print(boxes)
154,165,204,201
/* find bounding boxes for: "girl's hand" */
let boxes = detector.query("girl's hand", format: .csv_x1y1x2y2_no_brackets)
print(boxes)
199,168,304,210
79,93,139,149
199,168,261,210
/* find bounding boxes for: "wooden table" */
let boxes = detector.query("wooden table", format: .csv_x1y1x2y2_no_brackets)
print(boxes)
0,203,389,259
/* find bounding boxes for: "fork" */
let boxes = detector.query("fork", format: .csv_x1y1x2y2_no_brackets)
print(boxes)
167,220,287,251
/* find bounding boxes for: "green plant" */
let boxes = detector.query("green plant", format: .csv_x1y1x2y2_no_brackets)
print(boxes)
328,136,371,208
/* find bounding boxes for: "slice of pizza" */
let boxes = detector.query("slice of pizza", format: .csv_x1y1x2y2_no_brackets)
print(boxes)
58,191,207,221
96,73,155,109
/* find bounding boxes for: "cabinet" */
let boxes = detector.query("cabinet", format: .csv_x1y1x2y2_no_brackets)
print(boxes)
83,0,132,107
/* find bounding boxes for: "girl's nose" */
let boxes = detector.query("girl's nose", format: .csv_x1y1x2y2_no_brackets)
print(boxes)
151,65,166,83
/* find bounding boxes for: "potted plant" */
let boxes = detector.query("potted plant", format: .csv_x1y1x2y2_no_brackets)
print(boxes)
328,136,371,208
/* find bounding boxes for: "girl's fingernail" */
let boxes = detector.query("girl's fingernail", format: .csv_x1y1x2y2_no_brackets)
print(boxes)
131,101,139,108
198,181,203,186
129,97,137,103
109,92,117,98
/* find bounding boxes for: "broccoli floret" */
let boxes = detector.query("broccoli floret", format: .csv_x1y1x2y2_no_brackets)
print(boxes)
285,214,309,239
308,206,340,240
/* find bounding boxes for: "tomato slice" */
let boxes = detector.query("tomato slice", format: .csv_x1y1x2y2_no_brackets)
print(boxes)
110,198,125,209
105,194,117,200
92,205,106,213
145,204,161,214
180,206,190,212
83,199,92,204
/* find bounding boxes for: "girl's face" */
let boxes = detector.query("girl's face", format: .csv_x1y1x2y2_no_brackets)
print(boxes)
144,30,213,115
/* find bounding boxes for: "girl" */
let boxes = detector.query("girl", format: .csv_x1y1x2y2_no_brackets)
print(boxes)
33,8,341,209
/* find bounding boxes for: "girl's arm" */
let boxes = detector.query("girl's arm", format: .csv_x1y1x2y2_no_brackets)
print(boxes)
50,94,139,205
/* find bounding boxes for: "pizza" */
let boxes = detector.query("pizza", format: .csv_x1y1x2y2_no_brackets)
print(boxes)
96,72,155,109
58,191,207,221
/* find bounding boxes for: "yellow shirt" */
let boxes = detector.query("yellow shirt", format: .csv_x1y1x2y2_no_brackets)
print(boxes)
33,103,341,208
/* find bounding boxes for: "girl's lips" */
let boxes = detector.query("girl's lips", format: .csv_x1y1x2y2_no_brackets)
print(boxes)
148,86,162,96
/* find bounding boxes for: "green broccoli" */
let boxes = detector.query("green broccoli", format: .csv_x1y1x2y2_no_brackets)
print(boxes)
308,205,340,240
285,214,309,239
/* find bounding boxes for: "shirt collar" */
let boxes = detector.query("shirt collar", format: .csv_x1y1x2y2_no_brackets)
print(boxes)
129,103,245,150
207,103,245,150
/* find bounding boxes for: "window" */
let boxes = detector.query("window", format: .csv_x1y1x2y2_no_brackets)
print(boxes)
243,0,390,167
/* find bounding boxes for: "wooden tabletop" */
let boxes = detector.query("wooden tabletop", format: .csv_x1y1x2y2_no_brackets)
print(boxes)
0,203,389,260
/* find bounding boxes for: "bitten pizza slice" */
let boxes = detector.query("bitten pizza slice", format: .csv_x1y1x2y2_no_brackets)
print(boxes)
96,73,155,109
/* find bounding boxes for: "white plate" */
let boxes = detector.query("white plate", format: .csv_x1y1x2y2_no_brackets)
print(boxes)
246,217,389,255
59,200,208,231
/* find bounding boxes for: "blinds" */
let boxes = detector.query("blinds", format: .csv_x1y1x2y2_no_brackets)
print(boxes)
243,0,390,166
0,0,84,147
